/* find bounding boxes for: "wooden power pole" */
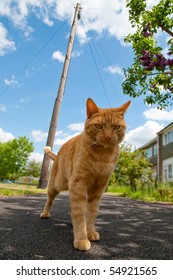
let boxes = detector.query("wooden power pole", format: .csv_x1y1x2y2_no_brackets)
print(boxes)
39,3,82,188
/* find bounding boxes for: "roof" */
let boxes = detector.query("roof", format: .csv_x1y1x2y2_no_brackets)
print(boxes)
138,137,157,150
138,122,173,150
157,122,173,135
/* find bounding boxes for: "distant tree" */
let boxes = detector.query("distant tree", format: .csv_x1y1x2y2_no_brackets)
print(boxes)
122,0,173,108
25,160,41,178
113,144,154,191
0,136,34,180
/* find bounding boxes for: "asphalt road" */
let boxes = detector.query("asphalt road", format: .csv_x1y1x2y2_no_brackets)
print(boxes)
0,193,173,260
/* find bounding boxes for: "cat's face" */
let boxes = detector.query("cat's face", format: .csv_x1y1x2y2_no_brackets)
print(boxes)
85,98,131,148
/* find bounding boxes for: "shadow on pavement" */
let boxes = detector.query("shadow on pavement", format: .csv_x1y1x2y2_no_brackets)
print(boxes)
0,193,173,259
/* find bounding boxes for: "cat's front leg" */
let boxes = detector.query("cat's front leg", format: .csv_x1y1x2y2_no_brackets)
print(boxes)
87,194,102,241
87,183,107,241
69,180,90,251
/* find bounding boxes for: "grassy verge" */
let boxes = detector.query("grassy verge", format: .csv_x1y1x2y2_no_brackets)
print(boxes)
107,184,173,203
1,183,173,204
0,183,46,196
107,185,128,197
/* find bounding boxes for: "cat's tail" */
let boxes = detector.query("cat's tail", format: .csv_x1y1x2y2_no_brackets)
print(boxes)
44,146,57,161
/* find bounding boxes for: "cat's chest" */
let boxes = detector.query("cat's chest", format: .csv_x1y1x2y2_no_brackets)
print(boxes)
92,158,116,175
83,149,118,176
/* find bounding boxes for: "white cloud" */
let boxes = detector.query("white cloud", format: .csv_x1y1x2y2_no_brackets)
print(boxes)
31,122,84,147
0,0,37,27
4,75,19,87
23,25,34,38
146,0,161,9
0,0,133,45
52,122,84,147
55,130,66,137
54,132,80,146
125,106,173,148
76,0,132,44
43,16,54,27
31,129,70,144
52,49,82,62
54,123,84,147
72,50,83,58
143,107,173,122
31,130,48,142
0,128,14,143
0,104,7,112
52,50,65,62
0,22,16,56
125,121,164,148
67,122,84,132
104,65,123,76
28,152,44,162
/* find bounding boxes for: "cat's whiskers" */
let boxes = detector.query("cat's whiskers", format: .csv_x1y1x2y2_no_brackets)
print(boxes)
83,142,98,152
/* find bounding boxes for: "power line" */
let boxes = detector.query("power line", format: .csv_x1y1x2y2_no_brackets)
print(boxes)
0,19,69,98
80,18,126,107
82,26,144,116
89,34,123,106
80,18,111,106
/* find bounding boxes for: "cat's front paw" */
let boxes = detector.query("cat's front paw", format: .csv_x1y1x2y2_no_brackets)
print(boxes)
88,231,100,241
74,239,91,251
40,212,50,219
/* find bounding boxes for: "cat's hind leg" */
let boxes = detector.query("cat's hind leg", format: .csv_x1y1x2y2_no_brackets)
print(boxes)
40,186,59,218
40,168,59,218
40,158,59,218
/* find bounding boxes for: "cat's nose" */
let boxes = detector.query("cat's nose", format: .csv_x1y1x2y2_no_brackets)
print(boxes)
104,135,112,141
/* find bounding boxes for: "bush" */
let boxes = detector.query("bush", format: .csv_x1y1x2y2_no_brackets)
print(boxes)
113,144,155,191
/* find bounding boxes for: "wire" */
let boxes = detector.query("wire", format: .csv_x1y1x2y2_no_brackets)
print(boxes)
80,18,111,106
89,35,123,106
0,19,69,98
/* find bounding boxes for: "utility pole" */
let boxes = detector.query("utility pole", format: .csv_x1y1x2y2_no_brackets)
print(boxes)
39,3,82,188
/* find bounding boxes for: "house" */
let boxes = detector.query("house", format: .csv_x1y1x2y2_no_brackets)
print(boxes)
139,122,173,183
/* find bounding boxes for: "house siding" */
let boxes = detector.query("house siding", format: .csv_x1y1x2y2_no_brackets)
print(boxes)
139,122,173,183
162,142,173,160
163,158,173,183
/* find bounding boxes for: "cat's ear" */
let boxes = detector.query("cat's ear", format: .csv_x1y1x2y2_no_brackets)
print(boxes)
86,98,99,118
118,100,131,117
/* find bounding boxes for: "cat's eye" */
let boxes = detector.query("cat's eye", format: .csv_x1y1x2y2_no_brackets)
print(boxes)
113,125,121,130
95,124,103,129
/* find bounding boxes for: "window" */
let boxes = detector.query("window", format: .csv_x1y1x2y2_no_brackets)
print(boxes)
164,134,168,144
168,131,173,143
164,169,168,181
164,130,173,145
154,144,158,156
146,147,152,158
168,164,173,179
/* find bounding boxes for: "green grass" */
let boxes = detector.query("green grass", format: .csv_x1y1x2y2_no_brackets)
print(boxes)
107,185,128,196
1,182,173,204
0,183,46,196
107,184,173,203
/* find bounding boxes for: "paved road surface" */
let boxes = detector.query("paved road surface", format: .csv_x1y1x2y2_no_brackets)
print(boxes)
0,194,173,259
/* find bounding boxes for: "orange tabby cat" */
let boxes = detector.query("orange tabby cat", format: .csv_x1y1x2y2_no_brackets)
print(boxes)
40,98,130,251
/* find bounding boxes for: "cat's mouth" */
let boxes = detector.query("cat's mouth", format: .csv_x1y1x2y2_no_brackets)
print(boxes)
96,138,119,148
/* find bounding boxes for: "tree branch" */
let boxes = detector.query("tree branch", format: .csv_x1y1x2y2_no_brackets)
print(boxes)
159,25,173,37
146,71,173,77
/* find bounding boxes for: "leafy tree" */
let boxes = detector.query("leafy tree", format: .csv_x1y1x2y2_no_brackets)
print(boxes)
113,144,154,191
122,0,173,108
0,137,34,180
25,160,41,178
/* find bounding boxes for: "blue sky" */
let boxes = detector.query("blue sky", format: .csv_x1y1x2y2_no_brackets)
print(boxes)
0,0,173,162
